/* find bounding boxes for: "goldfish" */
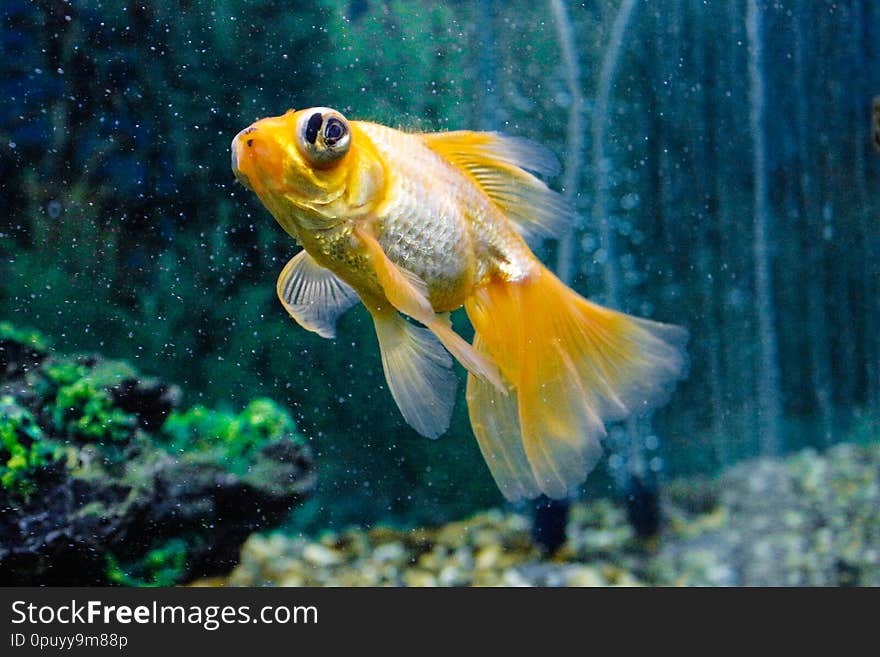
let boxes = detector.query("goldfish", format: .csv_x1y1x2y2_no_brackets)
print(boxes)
231,107,687,501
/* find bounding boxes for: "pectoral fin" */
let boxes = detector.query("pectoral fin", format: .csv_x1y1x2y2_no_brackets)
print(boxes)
277,250,360,339
355,227,504,391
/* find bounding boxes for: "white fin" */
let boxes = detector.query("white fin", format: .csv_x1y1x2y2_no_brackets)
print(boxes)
276,250,360,339
421,130,574,240
355,226,505,391
466,336,541,502
372,310,458,439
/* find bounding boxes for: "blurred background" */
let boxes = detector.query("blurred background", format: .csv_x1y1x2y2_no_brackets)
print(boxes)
1,0,878,574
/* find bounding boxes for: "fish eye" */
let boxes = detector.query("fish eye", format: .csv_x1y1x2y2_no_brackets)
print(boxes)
324,118,347,146
296,108,351,168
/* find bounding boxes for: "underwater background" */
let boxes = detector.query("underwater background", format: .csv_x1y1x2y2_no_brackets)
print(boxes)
1,0,879,586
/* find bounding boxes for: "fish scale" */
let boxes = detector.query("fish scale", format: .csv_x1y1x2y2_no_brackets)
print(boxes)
359,122,531,309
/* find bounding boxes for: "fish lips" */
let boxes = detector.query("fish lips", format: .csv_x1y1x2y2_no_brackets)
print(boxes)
230,131,254,191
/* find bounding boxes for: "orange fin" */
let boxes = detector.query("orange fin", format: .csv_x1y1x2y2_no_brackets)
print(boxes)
356,227,504,391
466,335,542,501
356,227,434,320
277,250,360,338
465,264,688,500
421,130,574,240
428,313,506,392
371,309,457,439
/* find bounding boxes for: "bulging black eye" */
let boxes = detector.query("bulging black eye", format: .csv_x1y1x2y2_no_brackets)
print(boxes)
296,108,350,166
324,118,347,146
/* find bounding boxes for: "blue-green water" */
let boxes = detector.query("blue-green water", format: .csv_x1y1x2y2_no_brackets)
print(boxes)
1,0,879,586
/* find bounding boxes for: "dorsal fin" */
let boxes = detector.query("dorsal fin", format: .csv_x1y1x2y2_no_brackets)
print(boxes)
277,250,360,339
421,130,575,240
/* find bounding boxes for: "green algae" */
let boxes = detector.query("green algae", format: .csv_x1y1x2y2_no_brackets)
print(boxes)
24,357,139,446
0,321,50,354
160,398,302,473
53,378,137,444
106,539,189,587
0,396,63,497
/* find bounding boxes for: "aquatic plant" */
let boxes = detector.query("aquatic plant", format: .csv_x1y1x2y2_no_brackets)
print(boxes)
0,396,63,498
36,359,90,391
106,539,189,588
53,378,137,444
24,357,141,446
0,321,50,354
161,398,302,473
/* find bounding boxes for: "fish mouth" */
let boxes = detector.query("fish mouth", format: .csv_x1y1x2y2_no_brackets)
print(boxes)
230,131,254,191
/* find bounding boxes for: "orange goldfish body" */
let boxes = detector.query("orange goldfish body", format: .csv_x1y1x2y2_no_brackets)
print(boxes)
231,107,687,501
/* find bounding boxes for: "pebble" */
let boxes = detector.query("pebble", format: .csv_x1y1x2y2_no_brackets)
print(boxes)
212,442,880,587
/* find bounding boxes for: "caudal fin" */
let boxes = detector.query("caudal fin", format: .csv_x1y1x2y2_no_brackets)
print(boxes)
465,264,687,501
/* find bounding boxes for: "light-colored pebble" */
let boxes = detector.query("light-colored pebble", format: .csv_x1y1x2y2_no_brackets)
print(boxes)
207,442,880,588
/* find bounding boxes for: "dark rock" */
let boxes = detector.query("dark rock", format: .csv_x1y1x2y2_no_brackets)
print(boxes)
0,338,47,383
109,377,182,430
1,436,314,586
0,331,316,586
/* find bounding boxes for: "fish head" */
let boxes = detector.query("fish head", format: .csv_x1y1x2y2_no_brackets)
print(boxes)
231,107,384,233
